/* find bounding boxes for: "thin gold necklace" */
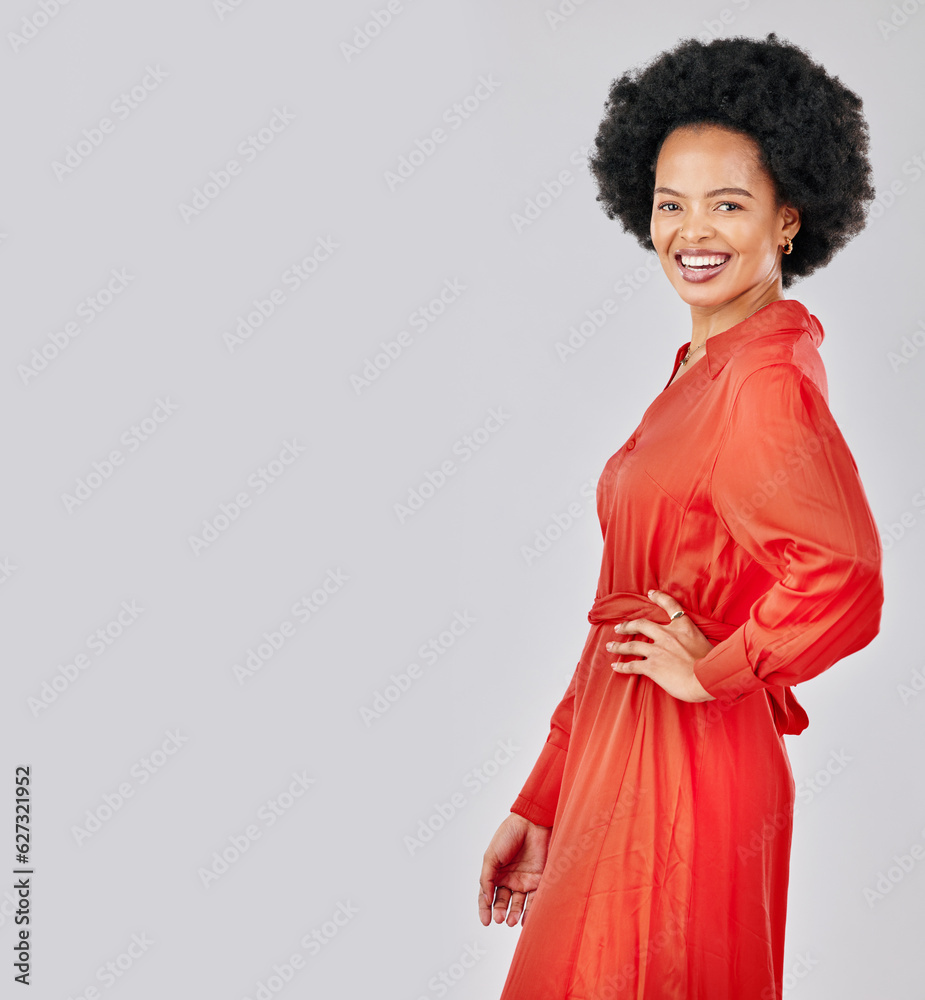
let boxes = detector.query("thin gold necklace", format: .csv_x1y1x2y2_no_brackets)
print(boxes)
679,300,779,366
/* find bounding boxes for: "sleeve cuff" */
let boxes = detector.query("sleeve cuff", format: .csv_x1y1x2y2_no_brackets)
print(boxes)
693,626,769,703
509,737,567,827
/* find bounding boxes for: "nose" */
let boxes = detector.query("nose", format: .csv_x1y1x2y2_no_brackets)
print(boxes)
679,204,715,242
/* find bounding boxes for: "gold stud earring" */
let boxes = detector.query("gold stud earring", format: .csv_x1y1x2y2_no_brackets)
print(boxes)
781,237,793,255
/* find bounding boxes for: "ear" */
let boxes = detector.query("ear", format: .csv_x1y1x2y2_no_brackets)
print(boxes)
779,203,801,241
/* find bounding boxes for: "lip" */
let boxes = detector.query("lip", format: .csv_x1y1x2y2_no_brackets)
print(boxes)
674,249,732,284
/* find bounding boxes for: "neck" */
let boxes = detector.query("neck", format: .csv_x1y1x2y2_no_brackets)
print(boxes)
687,284,784,349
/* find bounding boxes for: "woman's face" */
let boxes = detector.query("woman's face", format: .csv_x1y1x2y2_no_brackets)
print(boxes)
649,124,800,311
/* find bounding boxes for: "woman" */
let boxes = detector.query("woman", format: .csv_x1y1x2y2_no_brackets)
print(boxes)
478,34,883,1000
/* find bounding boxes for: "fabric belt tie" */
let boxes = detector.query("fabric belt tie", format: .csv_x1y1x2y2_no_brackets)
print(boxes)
587,591,809,736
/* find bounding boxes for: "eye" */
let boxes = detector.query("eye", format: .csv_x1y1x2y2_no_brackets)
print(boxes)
717,202,742,211
656,202,680,212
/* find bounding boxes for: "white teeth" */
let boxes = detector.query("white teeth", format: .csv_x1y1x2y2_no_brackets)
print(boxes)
680,255,728,267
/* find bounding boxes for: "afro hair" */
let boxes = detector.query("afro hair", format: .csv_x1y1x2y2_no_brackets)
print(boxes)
588,33,875,288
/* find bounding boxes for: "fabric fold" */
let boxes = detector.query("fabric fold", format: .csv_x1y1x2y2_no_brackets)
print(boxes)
587,591,809,738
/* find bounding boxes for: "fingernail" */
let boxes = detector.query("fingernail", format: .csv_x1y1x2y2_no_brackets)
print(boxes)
647,589,655,597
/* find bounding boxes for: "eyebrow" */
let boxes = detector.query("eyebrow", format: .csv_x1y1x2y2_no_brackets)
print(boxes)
653,187,755,199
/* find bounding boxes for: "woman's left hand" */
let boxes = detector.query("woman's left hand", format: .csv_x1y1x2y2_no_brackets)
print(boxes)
605,589,716,703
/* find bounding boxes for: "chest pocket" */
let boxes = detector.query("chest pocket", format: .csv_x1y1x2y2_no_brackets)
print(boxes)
637,425,710,511
642,466,689,510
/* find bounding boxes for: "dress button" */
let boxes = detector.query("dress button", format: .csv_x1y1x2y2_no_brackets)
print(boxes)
626,438,635,450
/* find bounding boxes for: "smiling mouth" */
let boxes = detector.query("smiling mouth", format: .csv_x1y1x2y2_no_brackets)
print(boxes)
674,252,731,283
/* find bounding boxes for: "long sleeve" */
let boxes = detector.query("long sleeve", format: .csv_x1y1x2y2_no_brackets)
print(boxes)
693,363,884,702
509,665,577,827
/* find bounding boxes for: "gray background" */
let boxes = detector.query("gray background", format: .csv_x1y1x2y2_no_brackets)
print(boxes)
0,0,922,997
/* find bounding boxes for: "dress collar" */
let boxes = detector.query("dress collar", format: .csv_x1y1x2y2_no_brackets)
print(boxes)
692,299,824,380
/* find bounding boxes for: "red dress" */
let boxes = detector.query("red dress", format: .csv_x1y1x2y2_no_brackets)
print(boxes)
498,300,883,1000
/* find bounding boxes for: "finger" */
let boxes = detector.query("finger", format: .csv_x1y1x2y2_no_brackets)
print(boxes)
505,890,527,927
614,619,660,641
613,660,645,674
478,864,501,925
613,644,652,673
611,639,650,662
607,633,656,653
492,886,513,923
647,588,685,620
478,882,494,926
522,890,534,928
